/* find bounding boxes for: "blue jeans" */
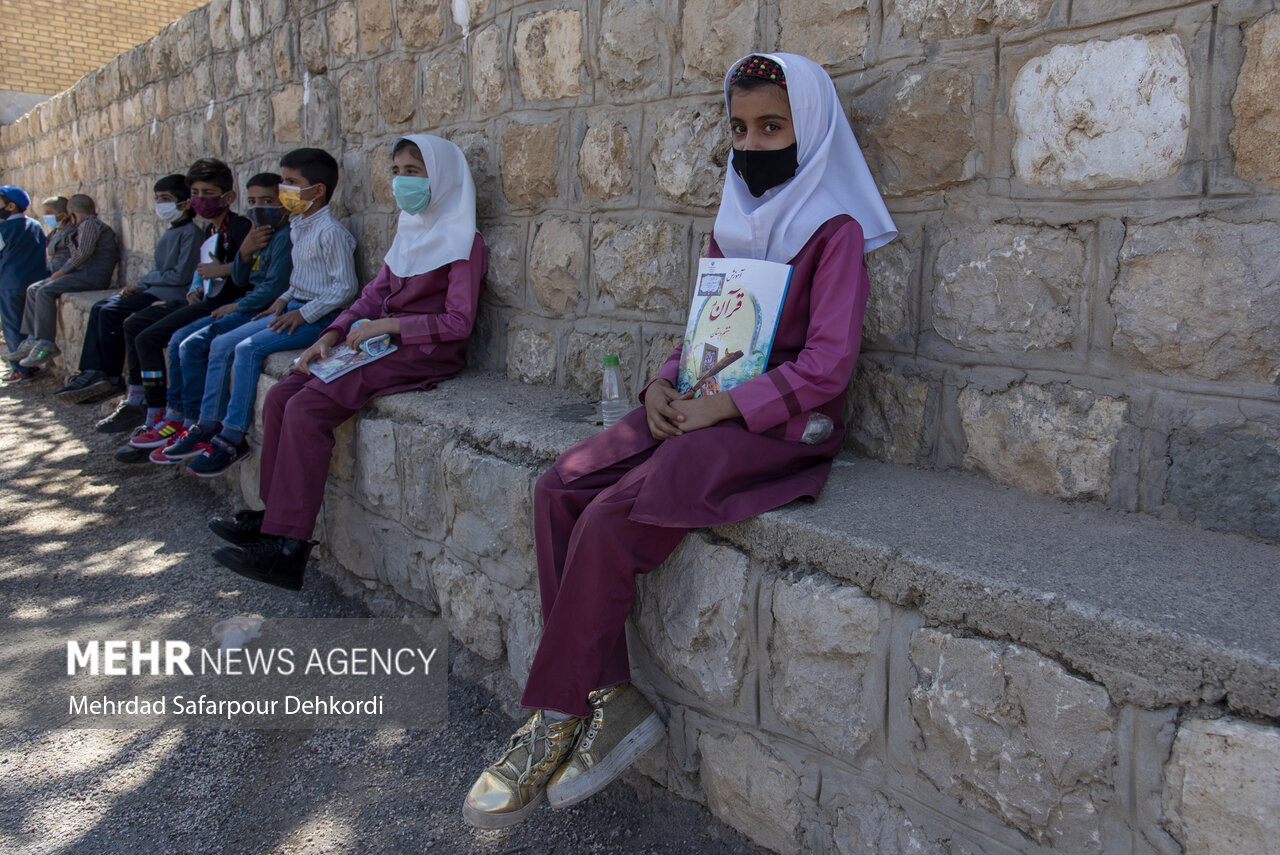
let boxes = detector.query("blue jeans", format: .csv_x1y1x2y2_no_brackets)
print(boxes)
202,301,336,434
168,311,255,416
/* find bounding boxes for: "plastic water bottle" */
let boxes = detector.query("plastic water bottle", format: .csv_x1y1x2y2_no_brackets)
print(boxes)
600,354,629,428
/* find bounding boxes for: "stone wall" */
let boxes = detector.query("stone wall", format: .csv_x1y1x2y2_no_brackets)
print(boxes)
1,2,1278,537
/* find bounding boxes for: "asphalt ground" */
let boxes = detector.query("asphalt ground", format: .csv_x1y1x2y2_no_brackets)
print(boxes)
0,371,763,855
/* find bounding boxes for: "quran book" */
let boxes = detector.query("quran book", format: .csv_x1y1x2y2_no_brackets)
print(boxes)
676,257,793,396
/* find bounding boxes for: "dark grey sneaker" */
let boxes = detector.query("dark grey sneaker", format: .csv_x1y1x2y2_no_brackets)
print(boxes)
10,337,37,361
95,400,145,433
55,370,113,403
546,683,665,808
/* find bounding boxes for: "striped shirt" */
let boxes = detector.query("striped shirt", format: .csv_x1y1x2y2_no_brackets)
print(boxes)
277,205,359,323
62,215,107,273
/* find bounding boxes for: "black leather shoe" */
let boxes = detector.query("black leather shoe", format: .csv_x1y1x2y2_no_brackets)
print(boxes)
96,400,145,433
208,509,267,546
212,535,311,591
113,430,152,464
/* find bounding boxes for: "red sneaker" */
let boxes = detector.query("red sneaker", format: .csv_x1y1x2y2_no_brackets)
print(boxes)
129,418,184,449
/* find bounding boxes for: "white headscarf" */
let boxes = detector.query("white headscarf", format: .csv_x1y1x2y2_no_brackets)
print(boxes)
712,53,897,262
382,133,479,278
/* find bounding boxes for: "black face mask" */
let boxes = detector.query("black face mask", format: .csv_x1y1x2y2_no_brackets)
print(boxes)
731,143,799,197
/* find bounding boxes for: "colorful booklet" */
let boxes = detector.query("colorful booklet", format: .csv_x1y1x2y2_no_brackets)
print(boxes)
308,342,399,383
677,257,794,397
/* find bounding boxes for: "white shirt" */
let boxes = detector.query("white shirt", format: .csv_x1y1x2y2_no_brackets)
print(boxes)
278,205,360,323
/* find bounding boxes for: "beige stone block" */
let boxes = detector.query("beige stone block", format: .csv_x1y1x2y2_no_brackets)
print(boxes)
395,423,449,538
431,556,506,660
651,104,726,208
886,0,1052,41
339,69,374,130
863,238,914,347
529,218,584,313
330,2,359,59
598,0,670,97
698,731,802,855
246,0,266,39
501,123,560,209
506,325,557,385
228,0,246,44
271,85,304,143
398,0,444,48
643,332,681,386
910,629,1115,854
354,418,402,520
477,221,525,307
272,25,295,82
421,49,465,122
1162,716,1280,855
470,24,506,111
223,100,245,159
441,442,538,583
680,0,759,82
1012,35,1190,189
514,10,584,100
591,220,687,318
245,98,272,152
959,382,1127,500
235,48,257,93
578,121,632,202
1112,218,1280,384
300,16,328,73
844,362,929,465
208,0,231,51
359,0,394,54
778,0,869,67
564,330,637,403
1231,12,1280,188
446,128,500,215
932,224,1085,352
377,59,418,125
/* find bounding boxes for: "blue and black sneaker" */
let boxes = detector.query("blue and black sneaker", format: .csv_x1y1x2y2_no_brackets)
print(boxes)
185,435,251,478
159,424,216,462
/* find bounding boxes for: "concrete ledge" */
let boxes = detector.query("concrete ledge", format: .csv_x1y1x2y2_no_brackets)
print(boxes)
52,289,1280,854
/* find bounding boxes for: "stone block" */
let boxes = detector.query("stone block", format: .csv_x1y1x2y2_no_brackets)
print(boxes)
477,221,525,307
564,330,637,404
223,100,245,159
354,418,401,519
245,98,272,152
447,128,500,217
680,0,760,82
1162,716,1280,855
234,48,256,94
323,488,441,609
377,59,418,126
643,332,682,386
698,730,802,855
529,217,584,313
431,556,505,660
506,325,557,385
768,573,882,758
503,587,542,688
1012,35,1190,189
330,2,359,59
1113,218,1280,384
578,121,632,202
228,0,246,43
470,24,506,111
500,123,560,209
909,629,1115,853
398,0,444,48
420,48,465,122
863,238,914,348
591,220,687,319
885,0,1054,41
272,25,295,82
932,224,1085,352
853,67,979,195
845,361,930,465
1166,425,1280,540
304,75,339,147
778,0,869,68
271,84,304,143
598,0,670,98
651,104,727,209
1231,12,1280,189
300,16,328,73
358,0,394,55
514,10,584,100
959,382,1127,500
339,68,375,130
246,0,265,39
832,787,953,855
634,535,752,707
208,0,231,51
441,443,538,588
330,415,358,482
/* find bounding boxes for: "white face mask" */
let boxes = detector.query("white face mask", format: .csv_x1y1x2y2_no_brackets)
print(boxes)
43,214,59,229
155,201,183,222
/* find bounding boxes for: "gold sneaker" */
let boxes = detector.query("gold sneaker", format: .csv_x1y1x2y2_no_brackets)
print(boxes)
546,683,665,808
463,710,581,829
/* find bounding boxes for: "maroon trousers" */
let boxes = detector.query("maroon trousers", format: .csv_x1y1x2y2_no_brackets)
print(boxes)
258,371,355,540
519,441,689,718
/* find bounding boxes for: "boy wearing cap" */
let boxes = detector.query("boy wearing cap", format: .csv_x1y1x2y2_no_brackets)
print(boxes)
0,185,48,382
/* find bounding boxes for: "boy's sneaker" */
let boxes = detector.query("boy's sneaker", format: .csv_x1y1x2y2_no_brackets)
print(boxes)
186,435,251,477
10,337,38,361
114,428,154,464
129,418,184,448
55,370,113,403
96,401,145,434
159,424,215,461
18,340,60,368
546,683,665,808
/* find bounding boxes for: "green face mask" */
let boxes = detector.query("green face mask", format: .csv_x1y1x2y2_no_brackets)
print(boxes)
392,175,431,215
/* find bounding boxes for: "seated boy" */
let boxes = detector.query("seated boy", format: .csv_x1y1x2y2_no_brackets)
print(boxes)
0,185,48,382
183,148,358,476
48,180,193,403
13,193,119,370
135,173,293,463
40,196,74,271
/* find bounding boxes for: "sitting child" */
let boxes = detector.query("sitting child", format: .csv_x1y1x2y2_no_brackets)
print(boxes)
206,133,487,590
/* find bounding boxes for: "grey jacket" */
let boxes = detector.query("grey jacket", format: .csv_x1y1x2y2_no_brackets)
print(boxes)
139,217,203,301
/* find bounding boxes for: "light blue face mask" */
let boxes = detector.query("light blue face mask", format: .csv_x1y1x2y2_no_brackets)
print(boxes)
43,214,58,229
392,175,431,215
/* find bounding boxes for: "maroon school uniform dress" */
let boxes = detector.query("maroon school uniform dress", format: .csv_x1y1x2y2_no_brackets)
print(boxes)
258,233,487,540
521,214,869,717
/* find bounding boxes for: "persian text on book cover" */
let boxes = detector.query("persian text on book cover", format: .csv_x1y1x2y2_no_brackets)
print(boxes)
677,257,793,396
